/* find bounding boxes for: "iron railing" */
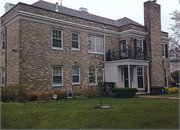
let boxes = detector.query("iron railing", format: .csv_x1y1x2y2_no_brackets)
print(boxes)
106,49,147,61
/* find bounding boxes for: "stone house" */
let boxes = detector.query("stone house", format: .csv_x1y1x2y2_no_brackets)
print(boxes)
0,0,170,93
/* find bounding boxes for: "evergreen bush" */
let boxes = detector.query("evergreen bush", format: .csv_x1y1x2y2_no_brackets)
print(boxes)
111,88,138,98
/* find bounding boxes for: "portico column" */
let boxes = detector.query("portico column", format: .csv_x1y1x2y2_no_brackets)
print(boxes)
128,64,131,88
147,65,150,93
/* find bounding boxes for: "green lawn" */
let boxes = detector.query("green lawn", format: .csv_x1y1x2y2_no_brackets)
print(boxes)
1,97,179,129
152,93,179,97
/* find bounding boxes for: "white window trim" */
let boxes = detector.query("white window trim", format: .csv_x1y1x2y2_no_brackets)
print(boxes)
89,69,97,86
136,66,144,90
52,66,63,87
1,32,5,51
71,33,80,51
88,36,103,54
162,43,165,58
72,67,81,85
52,29,63,50
1,67,5,87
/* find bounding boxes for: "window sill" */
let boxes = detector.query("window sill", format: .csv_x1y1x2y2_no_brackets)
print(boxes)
52,85,63,87
88,52,104,55
72,83,81,85
72,48,80,51
89,83,98,86
1,50,5,52
52,47,63,50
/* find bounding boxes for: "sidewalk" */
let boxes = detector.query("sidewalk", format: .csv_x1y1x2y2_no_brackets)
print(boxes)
136,95,180,99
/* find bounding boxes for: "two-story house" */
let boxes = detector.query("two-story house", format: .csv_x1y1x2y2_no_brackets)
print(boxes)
0,0,170,93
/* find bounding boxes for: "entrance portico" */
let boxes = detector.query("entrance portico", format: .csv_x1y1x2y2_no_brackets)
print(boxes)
105,59,150,93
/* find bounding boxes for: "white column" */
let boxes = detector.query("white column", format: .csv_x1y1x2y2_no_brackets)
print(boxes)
128,64,131,88
147,65,150,93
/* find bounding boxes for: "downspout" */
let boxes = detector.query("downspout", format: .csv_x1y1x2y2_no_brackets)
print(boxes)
1,19,7,87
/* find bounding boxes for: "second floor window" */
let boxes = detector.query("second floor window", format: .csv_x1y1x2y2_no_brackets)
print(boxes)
52,30,63,49
72,33,80,50
162,43,168,58
162,43,165,57
88,36,103,53
1,32,5,51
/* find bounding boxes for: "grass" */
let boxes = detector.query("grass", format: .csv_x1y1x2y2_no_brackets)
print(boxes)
1,97,179,129
152,93,179,98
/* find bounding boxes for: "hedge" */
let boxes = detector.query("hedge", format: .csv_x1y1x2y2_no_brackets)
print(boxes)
145,86,165,95
111,88,138,98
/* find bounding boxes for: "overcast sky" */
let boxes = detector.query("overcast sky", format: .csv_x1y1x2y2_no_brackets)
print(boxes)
0,0,179,36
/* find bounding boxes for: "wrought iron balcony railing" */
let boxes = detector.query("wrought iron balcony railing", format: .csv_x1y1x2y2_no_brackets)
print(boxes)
106,49,147,61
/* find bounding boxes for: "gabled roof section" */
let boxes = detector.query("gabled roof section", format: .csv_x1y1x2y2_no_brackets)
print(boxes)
117,17,144,27
32,0,144,28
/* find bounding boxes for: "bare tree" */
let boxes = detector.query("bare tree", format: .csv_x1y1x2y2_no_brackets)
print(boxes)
169,10,180,50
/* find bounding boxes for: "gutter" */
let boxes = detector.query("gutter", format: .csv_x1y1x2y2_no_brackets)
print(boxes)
1,19,7,87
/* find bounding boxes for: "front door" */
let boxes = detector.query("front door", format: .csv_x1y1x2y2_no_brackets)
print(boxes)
137,67,144,89
124,67,128,87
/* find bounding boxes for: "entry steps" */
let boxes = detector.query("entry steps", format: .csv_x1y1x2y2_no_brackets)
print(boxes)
136,90,147,95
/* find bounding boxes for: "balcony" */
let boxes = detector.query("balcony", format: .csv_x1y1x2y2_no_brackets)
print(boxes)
106,49,147,61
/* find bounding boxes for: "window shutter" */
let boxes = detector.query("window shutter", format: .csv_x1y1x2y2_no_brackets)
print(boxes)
134,38,137,58
165,44,168,58
143,40,147,59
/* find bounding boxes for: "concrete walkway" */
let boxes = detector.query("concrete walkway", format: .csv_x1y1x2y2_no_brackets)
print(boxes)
137,95,180,99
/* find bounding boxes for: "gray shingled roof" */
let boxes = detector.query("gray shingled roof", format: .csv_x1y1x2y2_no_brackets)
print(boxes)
32,0,144,27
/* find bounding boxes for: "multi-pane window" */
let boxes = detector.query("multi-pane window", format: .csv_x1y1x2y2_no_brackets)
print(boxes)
52,66,63,86
72,33,79,50
72,67,80,84
89,68,97,85
1,67,5,86
88,36,103,53
52,30,62,49
1,32,5,50
162,43,165,57
137,39,143,54
120,40,126,57
137,67,143,88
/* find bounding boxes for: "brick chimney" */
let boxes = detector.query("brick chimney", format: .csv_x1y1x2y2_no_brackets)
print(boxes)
144,1,165,87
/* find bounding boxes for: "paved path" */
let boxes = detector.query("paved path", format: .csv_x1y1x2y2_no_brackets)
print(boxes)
137,95,180,99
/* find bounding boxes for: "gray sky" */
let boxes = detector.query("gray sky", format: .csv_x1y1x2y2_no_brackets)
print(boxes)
0,0,179,36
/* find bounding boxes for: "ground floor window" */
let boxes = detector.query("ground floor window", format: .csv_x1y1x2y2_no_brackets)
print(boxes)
164,68,167,87
137,67,144,89
72,67,80,84
52,66,63,86
1,67,5,86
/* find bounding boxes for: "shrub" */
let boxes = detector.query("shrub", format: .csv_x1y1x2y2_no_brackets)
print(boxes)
53,89,67,99
99,82,116,96
27,92,40,101
165,87,179,94
171,70,179,83
74,95,88,100
1,84,27,102
145,86,165,95
39,91,53,101
111,88,138,98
